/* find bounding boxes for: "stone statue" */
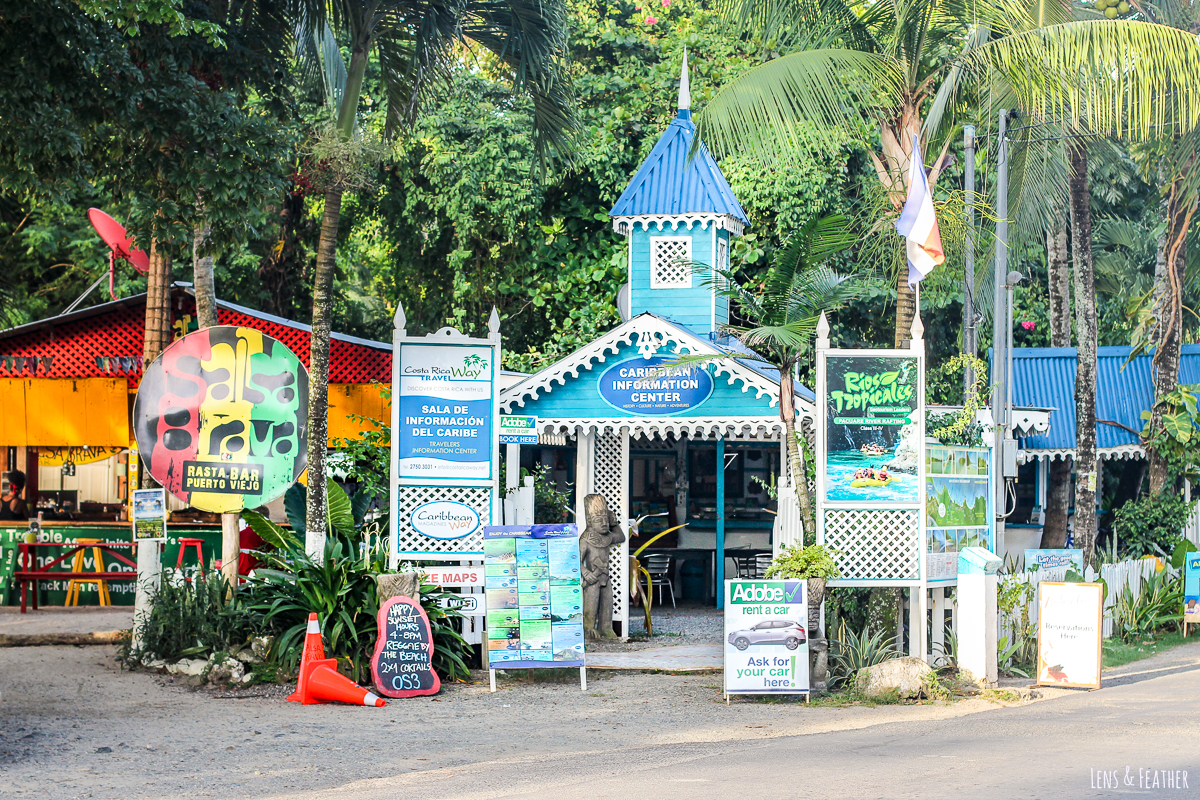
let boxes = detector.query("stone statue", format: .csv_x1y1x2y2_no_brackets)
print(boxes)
579,493,626,640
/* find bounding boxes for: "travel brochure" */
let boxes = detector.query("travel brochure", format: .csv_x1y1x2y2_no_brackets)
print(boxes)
483,525,585,668
925,445,992,582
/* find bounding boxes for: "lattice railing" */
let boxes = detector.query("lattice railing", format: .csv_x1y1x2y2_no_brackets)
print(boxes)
651,237,692,288
823,508,921,582
594,430,628,635
394,485,492,557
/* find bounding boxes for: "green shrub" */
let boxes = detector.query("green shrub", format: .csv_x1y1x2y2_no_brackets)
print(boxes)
828,623,899,691
765,543,842,580
1111,569,1183,643
120,572,255,665
1113,493,1193,558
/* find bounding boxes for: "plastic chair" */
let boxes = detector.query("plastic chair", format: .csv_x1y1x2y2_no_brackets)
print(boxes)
753,553,774,579
644,553,675,607
65,538,111,607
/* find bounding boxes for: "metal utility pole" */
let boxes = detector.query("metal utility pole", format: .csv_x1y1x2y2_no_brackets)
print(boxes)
963,124,976,394
991,110,1010,552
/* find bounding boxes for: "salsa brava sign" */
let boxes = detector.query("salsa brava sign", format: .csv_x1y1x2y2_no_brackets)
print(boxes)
132,326,309,513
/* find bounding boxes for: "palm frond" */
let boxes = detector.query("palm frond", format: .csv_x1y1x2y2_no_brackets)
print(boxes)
969,20,1200,139
696,48,903,161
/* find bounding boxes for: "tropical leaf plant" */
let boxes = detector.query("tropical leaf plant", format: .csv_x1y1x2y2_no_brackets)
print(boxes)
828,622,900,691
628,522,686,637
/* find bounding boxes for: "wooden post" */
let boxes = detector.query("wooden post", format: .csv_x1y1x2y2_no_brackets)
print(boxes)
221,512,240,589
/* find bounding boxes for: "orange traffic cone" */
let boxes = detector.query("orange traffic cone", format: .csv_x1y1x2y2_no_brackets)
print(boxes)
287,613,386,707
286,613,326,703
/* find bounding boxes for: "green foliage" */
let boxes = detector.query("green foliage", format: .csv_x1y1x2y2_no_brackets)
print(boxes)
828,623,900,691
120,573,255,665
1141,383,1200,482
1111,569,1184,643
926,354,990,446
764,542,841,580
997,574,1037,676
527,464,573,524
1112,492,1193,558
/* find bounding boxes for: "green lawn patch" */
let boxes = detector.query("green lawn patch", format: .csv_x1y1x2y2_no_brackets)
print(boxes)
1102,631,1196,670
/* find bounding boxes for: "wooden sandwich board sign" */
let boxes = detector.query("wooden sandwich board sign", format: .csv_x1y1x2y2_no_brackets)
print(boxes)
1036,581,1103,690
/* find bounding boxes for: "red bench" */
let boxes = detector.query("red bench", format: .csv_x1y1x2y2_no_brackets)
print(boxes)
15,542,137,613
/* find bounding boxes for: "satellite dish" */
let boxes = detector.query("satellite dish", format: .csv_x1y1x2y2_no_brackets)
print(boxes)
616,283,631,322
87,208,151,301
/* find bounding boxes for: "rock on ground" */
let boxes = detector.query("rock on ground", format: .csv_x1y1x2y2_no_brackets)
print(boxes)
855,656,937,700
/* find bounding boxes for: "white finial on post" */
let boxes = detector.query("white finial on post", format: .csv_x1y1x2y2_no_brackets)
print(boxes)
910,310,925,346
394,301,406,333
816,311,830,351
488,306,501,339
678,48,691,112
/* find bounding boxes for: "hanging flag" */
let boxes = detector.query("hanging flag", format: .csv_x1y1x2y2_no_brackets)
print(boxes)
895,135,945,286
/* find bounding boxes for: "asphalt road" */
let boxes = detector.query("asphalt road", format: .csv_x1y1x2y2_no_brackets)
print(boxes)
267,650,1200,800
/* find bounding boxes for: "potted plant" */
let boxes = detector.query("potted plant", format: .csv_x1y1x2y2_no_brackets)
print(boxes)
764,543,841,633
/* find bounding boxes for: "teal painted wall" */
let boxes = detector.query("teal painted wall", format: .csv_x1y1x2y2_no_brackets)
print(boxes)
509,338,778,419
630,221,716,334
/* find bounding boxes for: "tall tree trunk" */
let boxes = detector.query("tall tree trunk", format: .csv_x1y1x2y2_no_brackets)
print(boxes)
140,241,171,489
1068,143,1098,564
303,42,368,561
780,376,815,543
193,216,217,329
894,277,916,348
304,188,343,559
1041,221,1072,548
192,214,241,589
1146,176,1197,494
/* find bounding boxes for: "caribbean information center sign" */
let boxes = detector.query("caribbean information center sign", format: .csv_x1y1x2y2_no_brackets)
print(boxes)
133,326,309,513
391,314,501,564
597,356,713,415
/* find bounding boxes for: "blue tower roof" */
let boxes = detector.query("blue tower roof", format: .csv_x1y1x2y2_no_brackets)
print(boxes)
608,57,750,232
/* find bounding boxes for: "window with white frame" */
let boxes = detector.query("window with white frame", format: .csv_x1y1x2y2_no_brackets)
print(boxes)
716,238,729,289
650,236,692,288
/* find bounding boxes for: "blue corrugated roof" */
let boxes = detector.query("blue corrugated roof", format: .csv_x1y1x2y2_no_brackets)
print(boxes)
1006,345,1200,452
608,109,750,227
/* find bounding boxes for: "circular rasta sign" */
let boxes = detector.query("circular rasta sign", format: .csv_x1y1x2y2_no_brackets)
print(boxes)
132,326,309,513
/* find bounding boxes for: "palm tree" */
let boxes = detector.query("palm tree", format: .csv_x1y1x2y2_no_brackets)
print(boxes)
291,0,576,557
697,0,1200,347
679,214,867,538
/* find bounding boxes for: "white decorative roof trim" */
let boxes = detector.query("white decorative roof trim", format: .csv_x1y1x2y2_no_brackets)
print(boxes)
611,214,746,237
499,314,805,417
1010,409,1051,436
539,418,787,440
1017,444,1145,463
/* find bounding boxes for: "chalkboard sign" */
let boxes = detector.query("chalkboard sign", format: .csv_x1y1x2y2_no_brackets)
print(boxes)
370,595,441,698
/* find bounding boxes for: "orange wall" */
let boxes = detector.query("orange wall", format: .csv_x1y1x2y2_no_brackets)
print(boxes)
0,379,389,448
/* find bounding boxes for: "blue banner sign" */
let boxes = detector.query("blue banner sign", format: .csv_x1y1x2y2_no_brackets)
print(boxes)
597,356,713,416
398,344,494,479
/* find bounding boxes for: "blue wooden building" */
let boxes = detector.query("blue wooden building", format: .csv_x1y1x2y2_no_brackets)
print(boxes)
499,55,813,632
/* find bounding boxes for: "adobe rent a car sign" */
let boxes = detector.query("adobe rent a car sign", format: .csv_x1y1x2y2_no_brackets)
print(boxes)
723,580,809,699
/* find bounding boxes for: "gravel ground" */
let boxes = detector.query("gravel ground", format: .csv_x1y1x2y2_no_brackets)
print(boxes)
589,604,723,652
0,607,133,636
0,642,1049,800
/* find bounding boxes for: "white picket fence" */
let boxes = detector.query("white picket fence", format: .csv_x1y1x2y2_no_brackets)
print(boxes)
998,558,1169,642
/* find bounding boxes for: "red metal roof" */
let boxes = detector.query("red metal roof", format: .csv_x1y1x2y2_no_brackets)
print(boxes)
0,285,391,387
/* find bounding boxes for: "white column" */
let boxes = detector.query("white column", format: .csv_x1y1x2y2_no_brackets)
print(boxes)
132,540,162,650
505,443,520,491
573,429,594,523
931,587,946,662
